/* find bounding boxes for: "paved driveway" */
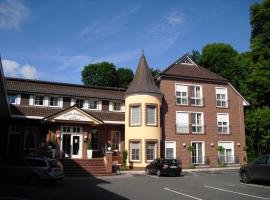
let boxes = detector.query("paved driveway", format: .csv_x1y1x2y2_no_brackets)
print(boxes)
1,170,270,200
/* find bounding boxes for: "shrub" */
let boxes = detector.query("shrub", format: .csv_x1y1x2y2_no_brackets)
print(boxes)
121,150,128,167
87,139,92,150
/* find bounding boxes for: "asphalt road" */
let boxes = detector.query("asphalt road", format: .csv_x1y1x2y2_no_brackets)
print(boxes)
1,170,270,200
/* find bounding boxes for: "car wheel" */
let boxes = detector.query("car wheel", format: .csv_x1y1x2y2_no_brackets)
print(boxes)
28,174,40,186
240,171,251,183
157,170,162,177
175,172,180,177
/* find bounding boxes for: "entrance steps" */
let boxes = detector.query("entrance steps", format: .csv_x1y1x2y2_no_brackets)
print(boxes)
60,158,110,177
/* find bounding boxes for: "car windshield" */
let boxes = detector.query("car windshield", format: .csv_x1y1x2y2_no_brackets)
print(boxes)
163,159,180,165
48,159,58,168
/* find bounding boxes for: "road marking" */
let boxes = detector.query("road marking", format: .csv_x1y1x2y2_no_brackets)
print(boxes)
205,185,270,200
240,183,270,189
164,187,203,200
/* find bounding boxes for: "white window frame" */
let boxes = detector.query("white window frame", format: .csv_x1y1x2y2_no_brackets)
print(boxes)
88,99,99,110
130,141,141,162
33,95,45,106
24,127,37,150
217,113,230,134
8,94,21,105
191,141,205,165
175,84,188,105
190,85,203,106
216,87,228,108
74,99,84,109
176,111,189,133
146,142,157,162
218,141,235,163
146,105,157,126
165,141,176,159
130,105,141,126
191,112,204,134
49,96,60,107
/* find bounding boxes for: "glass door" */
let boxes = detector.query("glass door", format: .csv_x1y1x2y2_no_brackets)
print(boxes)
71,134,82,159
192,142,204,164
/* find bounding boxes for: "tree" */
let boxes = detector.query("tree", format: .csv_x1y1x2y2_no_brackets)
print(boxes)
82,62,118,87
188,50,201,63
116,68,134,88
245,107,270,160
198,43,246,90
149,67,161,78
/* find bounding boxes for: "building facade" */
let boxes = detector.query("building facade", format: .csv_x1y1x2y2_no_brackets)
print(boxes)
0,54,248,169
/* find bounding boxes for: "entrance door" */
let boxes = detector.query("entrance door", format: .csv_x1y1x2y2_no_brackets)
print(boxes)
71,134,82,159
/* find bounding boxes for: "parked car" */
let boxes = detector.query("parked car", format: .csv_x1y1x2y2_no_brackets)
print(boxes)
145,158,182,177
239,155,270,183
0,156,64,185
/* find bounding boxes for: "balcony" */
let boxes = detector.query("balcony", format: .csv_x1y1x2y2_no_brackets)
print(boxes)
217,155,239,164
176,123,189,134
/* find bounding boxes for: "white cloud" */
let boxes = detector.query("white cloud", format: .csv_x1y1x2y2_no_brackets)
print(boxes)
2,59,38,79
0,0,29,29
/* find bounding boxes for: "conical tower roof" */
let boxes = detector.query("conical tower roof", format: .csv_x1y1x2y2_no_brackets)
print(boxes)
125,54,162,96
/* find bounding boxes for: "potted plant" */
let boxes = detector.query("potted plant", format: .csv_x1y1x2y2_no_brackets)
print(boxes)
187,145,195,169
216,146,226,167
87,139,93,159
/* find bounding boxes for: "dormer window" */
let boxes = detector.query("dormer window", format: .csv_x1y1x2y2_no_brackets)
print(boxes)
75,99,84,108
113,102,121,111
34,96,45,106
89,99,98,110
109,101,124,112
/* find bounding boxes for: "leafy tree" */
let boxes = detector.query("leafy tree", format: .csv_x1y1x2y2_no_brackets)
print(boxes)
116,68,134,88
245,107,270,160
198,43,246,90
149,67,161,78
188,50,201,63
82,62,118,87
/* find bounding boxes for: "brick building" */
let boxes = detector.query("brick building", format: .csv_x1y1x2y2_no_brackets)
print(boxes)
0,54,248,170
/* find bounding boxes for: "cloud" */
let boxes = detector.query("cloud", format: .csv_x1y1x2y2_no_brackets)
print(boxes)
78,6,139,40
2,59,38,79
0,0,29,29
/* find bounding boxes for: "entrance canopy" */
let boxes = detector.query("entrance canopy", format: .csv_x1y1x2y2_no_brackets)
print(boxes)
43,106,103,125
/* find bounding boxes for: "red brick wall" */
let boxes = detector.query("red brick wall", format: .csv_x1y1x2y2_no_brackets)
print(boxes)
160,78,246,167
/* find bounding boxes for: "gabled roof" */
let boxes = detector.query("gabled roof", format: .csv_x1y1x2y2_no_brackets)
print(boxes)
125,54,162,96
5,77,125,100
160,54,228,83
0,57,10,119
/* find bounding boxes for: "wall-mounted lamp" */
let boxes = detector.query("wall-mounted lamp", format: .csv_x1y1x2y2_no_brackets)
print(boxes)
237,142,241,147
182,143,186,147
56,132,61,138
211,143,214,147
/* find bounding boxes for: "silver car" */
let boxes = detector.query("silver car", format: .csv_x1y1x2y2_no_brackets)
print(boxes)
1,156,64,185
239,155,270,183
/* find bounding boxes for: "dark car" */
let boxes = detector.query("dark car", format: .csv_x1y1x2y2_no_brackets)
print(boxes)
239,155,270,183
145,158,182,177
0,156,64,185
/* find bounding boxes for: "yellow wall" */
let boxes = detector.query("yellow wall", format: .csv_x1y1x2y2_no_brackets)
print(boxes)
125,94,162,168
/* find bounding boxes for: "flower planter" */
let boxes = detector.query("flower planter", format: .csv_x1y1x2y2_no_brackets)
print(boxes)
87,149,93,159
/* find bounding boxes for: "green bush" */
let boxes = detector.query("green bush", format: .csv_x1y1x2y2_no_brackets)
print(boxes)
121,150,128,167
87,139,92,150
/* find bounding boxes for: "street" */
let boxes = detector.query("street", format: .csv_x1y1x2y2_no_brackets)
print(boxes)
1,170,270,200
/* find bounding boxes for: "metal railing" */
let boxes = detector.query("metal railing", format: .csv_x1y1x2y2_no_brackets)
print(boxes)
217,155,239,164
191,156,210,165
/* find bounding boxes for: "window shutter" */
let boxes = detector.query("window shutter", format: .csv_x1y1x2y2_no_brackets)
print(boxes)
109,102,113,111
29,95,34,106
217,113,229,123
216,88,227,95
83,100,89,109
44,96,49,106
176,112,189,125
59,97,63,108
16,94,21,105
176,85,188,92
98,100,102,110
71,98,75,106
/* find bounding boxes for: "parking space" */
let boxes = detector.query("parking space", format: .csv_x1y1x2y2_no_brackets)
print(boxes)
1,170,270,200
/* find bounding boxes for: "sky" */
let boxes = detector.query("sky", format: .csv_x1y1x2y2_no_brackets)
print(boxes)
0,0,260,84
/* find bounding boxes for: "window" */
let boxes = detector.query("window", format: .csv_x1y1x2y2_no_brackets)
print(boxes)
8,94,17,104
217,113,229,134
49,97,59,107
218,141,234,163
175,85,188,105
111,131,120,151
62,126,81,133
91,130,100,151
75,99,84,108
191,113,204,133
216,88,228,107
24,128,36,149
191,86,203,106
146,142,156,161
130,142,140,162
191,142,205,164
113,102,121,111
165,141,176,159
130,105,141,126
89,99,98,110
146,105,157,126
176,112,189,133
7,126,21,155
34,96,44,106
